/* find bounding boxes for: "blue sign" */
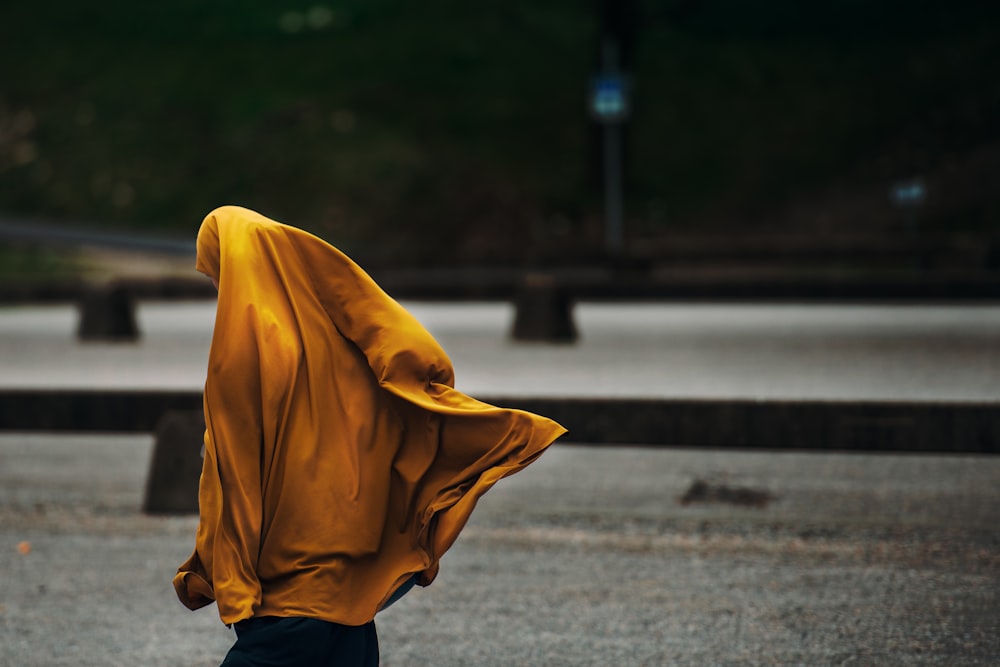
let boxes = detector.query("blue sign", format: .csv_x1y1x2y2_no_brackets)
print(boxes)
590,74,630,123
889,178,926,208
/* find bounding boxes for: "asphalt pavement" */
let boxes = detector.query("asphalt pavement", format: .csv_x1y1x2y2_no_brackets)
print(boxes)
1,300,999,401
0,300,998,665
0,434,997,666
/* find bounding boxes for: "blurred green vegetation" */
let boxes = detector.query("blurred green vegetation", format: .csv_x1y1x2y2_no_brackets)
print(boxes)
1,1,998,264
0,243,82,282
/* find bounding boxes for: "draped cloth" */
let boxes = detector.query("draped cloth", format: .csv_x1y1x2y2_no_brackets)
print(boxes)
173,206,566,627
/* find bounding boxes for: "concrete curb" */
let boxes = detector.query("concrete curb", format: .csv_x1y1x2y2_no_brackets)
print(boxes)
0,389,996,454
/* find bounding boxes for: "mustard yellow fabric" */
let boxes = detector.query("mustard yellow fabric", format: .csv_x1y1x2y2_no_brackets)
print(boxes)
174,206,566,627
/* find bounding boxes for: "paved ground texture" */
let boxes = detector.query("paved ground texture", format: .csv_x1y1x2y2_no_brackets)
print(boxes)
0,434,997,666
1,300,998,665
0,301,999,401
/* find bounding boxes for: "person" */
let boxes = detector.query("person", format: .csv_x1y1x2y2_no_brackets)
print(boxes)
173,206,566,666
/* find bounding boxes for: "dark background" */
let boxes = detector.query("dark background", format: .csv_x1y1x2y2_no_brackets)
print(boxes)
1,0,998,267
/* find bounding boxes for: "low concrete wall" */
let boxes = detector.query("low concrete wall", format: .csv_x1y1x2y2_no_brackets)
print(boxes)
506,396,1000,454
1,389,996,454
0,390,203,432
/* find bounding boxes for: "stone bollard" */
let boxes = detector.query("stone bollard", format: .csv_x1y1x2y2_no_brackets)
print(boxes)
510,272,578,343
142,409,205,514
77,283,140,342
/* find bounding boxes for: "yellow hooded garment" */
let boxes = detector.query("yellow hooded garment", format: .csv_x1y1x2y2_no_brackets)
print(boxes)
174,206,566,627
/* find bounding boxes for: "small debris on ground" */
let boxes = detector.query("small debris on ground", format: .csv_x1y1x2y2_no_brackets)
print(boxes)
679,479,775,508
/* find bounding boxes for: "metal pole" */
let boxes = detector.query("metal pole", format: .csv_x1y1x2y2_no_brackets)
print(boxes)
603,122,624,254
600,37,624,256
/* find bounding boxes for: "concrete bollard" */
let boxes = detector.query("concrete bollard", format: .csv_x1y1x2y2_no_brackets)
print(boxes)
77,284,140,342
511,272,578,343
142,409,205,514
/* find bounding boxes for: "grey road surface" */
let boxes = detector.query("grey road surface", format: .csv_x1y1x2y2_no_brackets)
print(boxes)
1,301,999,401
1,301,998,664
0,434,997,666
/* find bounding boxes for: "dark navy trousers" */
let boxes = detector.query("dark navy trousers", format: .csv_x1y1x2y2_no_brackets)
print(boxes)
220,616,378,667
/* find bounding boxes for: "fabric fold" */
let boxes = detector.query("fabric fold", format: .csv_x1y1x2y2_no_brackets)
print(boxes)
175,206,566,627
